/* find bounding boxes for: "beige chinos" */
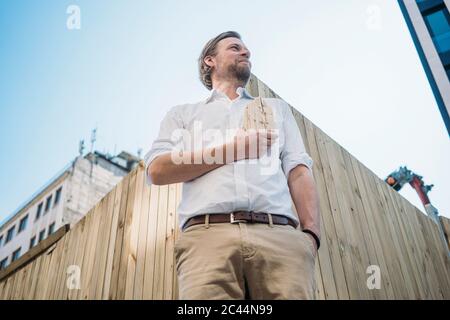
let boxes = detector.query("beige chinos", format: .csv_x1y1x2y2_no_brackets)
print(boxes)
174,216,317,300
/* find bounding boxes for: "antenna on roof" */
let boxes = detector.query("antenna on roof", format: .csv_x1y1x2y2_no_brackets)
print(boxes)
78,139,85,157
90,127,97,154
137,148,143,159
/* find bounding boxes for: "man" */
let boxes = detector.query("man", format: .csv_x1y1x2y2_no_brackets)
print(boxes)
144,31,321,300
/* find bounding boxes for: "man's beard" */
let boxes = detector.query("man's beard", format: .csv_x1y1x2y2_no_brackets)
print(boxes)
227,61,251,84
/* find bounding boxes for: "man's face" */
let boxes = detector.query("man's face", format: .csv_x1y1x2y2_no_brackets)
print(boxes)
206,37,252,84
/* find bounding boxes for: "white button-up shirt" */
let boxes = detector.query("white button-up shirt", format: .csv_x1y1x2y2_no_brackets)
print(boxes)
144,87,313,230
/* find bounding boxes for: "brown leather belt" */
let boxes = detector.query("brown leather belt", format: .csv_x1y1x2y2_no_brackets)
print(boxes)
182,211,297,231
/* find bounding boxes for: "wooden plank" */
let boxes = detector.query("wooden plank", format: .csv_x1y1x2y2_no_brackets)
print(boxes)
40,242,61,299
163,183,178,299
440,217,450,249
246,75,259,97
101,179,123,299
115,169,138,299
372,176,418,299
28,258,43,299
20,264,32,299
78,197,103,299
108,173,132,299
350,157,396,299
20,262,34,299
311,124,350,299
394,196,439,299
323,135,373,299
0,275,8,299
2,274,15,300
89,189,116,299
362,165,414,298
142,184,160,299
45,235,66,299
133,169,152,299
5,274,14,300
152,184,169,299
7,268,19,299
52,229,72,299
412,206,450,298
422,213,450,298
393,194,434,299
0,278,5,299
313,254,325,300
340,149,387,300
172,183,182,300
20,265,31,299
382,183,428,299
67,206,92,300
33,247,52,299
124,167,145,299
11,265,25,299
419,213,450,299
302,117,340,300
314,128,362,299
0,278,6,300
369,178,414,298
63,214,87,299
420,211,450,286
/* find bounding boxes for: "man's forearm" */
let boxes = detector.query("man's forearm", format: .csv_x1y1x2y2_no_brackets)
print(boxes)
148,129,276,185
288,165,321,238
148,143,234,185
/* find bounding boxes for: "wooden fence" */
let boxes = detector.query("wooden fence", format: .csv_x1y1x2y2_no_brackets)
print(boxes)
1,75,449,299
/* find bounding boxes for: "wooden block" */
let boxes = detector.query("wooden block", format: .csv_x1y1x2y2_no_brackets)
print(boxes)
242,97,275,131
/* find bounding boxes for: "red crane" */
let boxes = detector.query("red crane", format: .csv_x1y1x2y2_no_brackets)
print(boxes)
385,166,449,252
386,166,434,209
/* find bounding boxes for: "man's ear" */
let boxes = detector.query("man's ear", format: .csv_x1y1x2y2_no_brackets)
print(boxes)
204,56,215,68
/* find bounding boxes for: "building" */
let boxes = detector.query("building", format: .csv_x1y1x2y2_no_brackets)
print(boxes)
0,151,140,270
398,0,450,136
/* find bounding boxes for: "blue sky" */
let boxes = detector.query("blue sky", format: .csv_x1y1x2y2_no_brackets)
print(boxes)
0,0,449,224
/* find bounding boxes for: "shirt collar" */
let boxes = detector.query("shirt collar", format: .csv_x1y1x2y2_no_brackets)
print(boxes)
205,86,254,104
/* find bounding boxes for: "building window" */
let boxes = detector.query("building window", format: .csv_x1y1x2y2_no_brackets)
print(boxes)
5,226,15,244
48,222,55,236
12,247,21,262
419,1,450,81
35,202,43,221
18,215,29,233
54,187,62,206
44,195,53,213
0,257,8,270
30,236,36,249
423,6,450,53
38,229,46,243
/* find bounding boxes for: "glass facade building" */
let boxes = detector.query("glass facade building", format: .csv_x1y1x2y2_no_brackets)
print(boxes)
399,0,450,136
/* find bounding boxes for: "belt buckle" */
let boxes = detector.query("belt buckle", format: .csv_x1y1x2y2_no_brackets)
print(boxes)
230,212,247,224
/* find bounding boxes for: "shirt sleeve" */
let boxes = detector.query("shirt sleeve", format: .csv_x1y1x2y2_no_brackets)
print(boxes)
144,106,184,185
280,101,314,179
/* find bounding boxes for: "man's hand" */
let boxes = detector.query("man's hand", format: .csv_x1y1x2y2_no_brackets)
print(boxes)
304,232,318,257
232,128,278,161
